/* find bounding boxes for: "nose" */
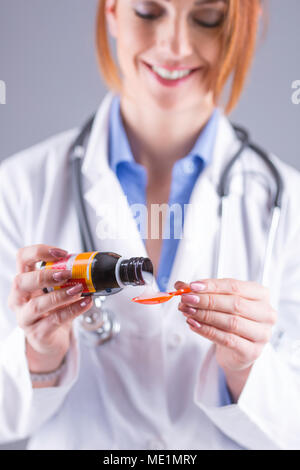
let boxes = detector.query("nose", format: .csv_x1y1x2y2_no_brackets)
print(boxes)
157,16,194,59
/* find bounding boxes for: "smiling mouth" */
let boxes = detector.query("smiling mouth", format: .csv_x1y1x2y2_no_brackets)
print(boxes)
142,61,201,83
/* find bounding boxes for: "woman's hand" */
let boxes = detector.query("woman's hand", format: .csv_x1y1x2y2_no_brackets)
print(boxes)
8,244,93,386
175,278,278,402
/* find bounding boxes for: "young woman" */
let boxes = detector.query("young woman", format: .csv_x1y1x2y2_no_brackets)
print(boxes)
0,0,299,450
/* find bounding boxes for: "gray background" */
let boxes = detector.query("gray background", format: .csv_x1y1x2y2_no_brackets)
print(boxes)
0,0,299,450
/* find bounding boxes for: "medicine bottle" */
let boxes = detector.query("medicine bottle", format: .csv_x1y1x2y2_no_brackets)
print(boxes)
41,251,153,296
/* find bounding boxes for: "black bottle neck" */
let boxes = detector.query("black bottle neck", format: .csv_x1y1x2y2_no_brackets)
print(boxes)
118,257,153,286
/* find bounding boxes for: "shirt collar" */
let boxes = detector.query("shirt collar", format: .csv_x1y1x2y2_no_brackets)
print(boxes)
186,106,220,166
108,94,220,172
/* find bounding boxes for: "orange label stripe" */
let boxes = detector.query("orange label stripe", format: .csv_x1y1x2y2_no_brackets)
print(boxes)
72,252,98,293
43,252,98,294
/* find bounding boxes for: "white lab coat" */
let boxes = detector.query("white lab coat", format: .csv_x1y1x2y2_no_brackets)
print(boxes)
1,91,300,450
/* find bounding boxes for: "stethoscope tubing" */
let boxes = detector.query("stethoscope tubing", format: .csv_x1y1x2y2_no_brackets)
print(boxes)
70,115,95,253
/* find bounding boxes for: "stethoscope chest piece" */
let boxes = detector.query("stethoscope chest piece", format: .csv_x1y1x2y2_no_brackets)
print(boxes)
80,296,121,346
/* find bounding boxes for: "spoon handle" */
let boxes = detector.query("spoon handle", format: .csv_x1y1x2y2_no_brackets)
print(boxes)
168,287,191,296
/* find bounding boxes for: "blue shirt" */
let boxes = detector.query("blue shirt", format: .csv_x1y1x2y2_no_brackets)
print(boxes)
108,94,232,407
108,95,220,292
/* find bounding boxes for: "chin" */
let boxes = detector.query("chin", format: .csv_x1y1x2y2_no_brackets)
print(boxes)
147,89,203,114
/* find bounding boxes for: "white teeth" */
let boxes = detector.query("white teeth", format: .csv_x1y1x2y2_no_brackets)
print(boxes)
151,65,192,80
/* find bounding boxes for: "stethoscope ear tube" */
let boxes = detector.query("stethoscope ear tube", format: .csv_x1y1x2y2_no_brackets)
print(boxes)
218,125,250,199
71,156,93,253
248,141,284,209
70,115,96,253
216,124,284,286
261,206,281,286
227,125,284,209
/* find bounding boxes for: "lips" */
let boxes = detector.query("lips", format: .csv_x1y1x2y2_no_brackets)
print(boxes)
142,61,201,87
143,61,200,72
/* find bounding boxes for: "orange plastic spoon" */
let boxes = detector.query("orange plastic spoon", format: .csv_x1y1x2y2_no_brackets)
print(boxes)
132,287,191,305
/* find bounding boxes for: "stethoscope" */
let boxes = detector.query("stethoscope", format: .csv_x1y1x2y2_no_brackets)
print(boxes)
70,113,284,346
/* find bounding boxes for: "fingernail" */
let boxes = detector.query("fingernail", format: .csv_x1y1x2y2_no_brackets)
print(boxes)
49,248,68,259
190,282,206,292
181,294,199,306
66,284,83,296
80,297,93,308
53,270,72,282
178,302,197,315
187,317,202,328
184,307,198,316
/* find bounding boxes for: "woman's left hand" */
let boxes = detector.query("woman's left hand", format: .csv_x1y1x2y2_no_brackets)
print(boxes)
175,278,278,402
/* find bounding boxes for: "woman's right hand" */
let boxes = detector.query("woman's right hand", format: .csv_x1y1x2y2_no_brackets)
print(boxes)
7,244,93,377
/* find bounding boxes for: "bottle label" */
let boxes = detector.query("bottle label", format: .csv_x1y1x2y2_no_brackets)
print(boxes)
42,252,98,294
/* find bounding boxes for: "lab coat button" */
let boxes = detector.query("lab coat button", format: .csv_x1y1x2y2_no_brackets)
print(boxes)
147,438,166,450
167,333,183,349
